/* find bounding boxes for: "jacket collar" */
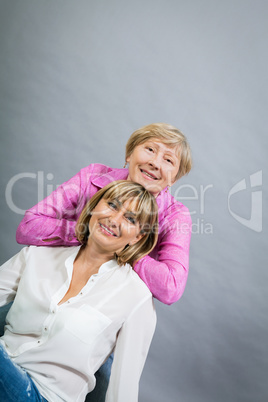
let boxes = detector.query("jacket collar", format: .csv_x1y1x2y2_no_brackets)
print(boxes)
91,167,129,189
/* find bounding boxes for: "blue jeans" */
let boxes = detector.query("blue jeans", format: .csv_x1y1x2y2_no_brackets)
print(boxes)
0,303,112,402
85,354,113,402
0,343,48,401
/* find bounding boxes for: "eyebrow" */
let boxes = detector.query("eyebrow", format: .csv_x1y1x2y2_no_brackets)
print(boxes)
125,211,137,217
146,141,179,159
111,198,138,216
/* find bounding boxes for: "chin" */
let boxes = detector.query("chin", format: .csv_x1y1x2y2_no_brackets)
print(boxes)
145,183,163,194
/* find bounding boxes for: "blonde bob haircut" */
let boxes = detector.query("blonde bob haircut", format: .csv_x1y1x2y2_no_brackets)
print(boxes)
75,180,158,267
125,123,192,181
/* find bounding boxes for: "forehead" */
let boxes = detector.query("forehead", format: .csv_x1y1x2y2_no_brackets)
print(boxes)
122,197,140,211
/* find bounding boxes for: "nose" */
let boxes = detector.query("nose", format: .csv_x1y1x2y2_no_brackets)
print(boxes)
148,152,161,169
108,210,123,229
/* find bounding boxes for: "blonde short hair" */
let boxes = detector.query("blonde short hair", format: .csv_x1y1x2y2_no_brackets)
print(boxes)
75,180,158,266
125,123,192,180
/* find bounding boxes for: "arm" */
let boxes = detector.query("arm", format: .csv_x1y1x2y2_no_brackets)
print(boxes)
0,248,27,307
105,297,156,402
134,205,192,305
16,165,97,246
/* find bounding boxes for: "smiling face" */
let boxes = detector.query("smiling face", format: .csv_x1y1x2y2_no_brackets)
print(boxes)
88,198,144,256
126,140,180,196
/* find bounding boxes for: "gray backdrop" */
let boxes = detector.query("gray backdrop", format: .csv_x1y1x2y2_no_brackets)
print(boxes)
0,1,267,401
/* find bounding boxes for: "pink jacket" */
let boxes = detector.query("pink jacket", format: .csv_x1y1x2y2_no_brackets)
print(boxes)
16,164,192,305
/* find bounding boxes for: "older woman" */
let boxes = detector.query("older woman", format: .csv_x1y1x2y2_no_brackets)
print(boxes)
0,181,158,402
16,123,192,304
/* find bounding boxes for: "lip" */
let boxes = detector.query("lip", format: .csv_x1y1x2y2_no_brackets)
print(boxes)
98,223,118,237
140,168,159,181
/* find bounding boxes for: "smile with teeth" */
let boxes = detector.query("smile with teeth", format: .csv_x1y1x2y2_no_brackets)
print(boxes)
140,169,159,180
99,223,118,237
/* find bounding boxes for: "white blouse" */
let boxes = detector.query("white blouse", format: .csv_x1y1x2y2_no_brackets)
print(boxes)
0,246,156,402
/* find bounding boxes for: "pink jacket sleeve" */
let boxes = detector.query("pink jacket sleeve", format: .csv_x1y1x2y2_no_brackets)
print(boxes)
16,166,96,246
133,204,192,305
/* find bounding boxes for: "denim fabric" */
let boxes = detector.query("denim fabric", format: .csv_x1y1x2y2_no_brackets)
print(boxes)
0,344,48,402
85,354,113,402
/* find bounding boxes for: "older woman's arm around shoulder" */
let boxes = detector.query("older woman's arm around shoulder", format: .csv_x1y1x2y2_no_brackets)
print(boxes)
105,296,156,402
16,164,105,247
133,203,192,305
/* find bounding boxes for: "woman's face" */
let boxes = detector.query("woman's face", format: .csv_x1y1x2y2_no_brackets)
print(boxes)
88,198,144,255
126,139,180,196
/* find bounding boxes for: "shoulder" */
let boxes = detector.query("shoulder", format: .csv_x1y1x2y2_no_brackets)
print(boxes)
122,264,153,299
79,163,120,175
78,164,127,185
19,246,80,277
159,191,191,223
24,245,79,260
77,163,113,178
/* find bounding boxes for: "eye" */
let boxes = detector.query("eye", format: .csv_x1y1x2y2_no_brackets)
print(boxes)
125,215,136,225
107,201,117,210
146,146,154,152
166,158,174,165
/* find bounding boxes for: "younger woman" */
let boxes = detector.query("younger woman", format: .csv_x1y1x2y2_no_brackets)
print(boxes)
0,181,158,402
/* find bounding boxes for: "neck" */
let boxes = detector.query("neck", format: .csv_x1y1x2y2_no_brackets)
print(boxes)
76,240,115,273
126,175,160,198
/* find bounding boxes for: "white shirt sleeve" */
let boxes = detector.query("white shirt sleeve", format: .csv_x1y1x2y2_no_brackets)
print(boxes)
0,247,27,306
105,295,157,402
